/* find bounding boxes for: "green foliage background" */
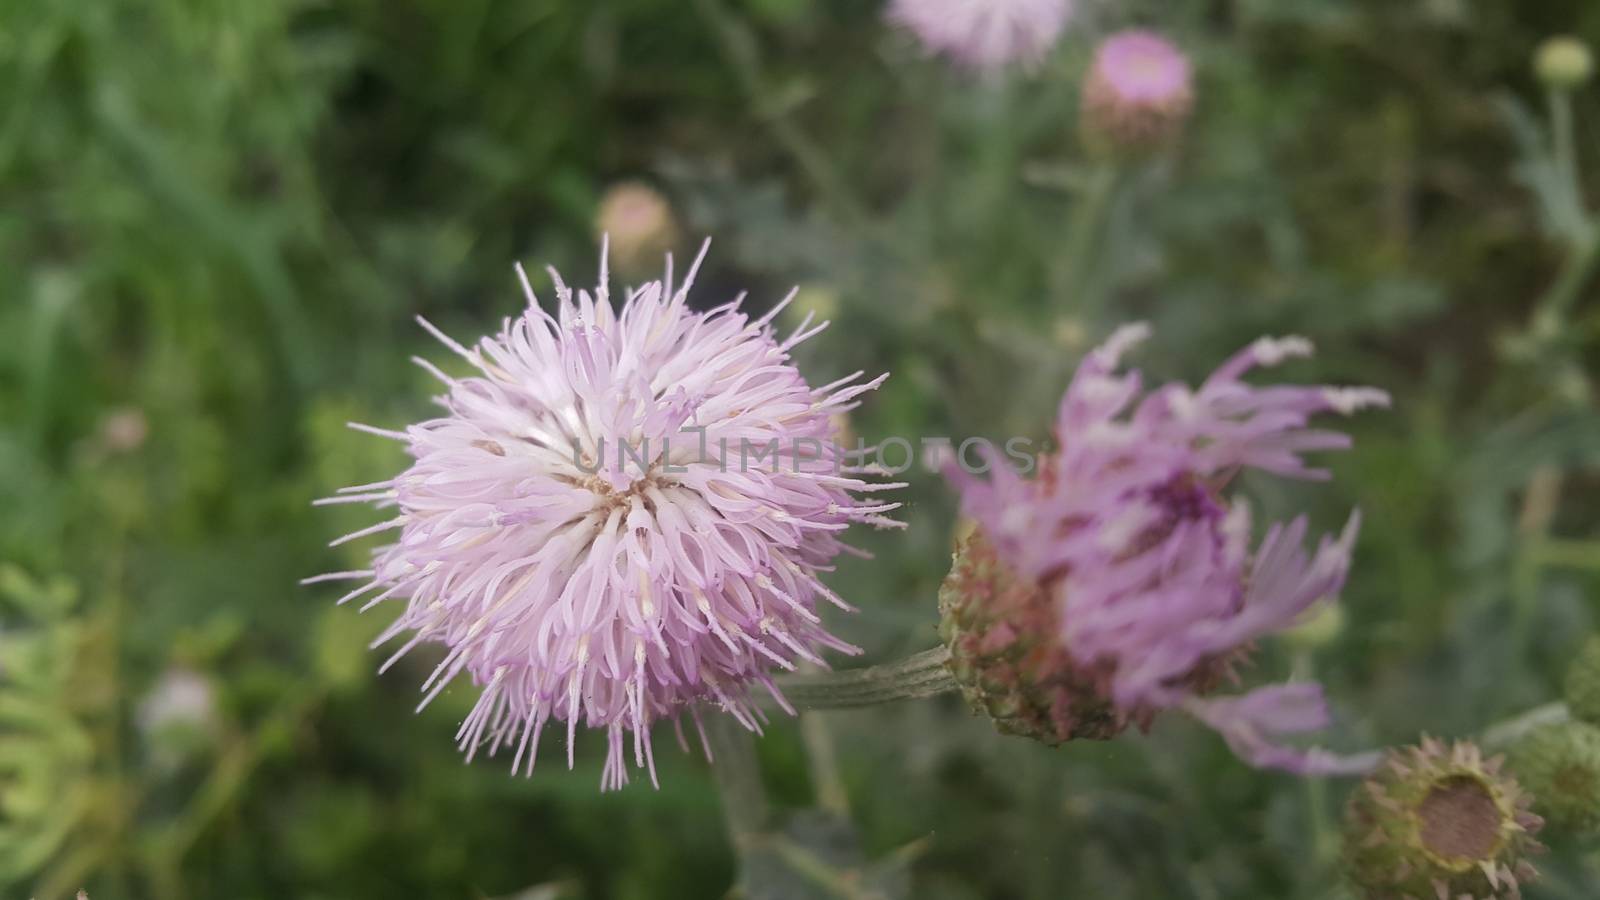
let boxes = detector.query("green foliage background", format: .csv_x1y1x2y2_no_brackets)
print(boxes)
3,0,1600,897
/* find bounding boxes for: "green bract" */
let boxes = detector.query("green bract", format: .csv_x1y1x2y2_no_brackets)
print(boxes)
1509,722,1600,834
1565,636,1600,726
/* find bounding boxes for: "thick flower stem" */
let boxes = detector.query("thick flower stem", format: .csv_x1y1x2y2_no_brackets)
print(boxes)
1549,87,1585,238
1058,163,1122,324
773,647,958,710
704,713,770,850
1482,701,1570,751
799,711,851,816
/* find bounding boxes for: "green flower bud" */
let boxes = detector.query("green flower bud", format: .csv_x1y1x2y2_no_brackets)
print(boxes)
1345,737,1543,899
1509,721,1600,834
1535,36,1595,90
1282,603,1346,651
1565,636,1600,726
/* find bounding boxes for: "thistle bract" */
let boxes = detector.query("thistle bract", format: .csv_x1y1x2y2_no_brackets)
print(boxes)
945,324,1388,774
310,241,901,789
1508,721,1600,835
1564,635,1600,726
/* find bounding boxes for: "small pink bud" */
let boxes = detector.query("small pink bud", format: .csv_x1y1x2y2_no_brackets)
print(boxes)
1081,30,1194,155
594,181,680,277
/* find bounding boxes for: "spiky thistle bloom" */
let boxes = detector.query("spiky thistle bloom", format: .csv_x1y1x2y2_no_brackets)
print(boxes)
944,324,1388,774
1346,738,1543,899
888,0,1073,71
1081,29,1194,154
307,241,901,790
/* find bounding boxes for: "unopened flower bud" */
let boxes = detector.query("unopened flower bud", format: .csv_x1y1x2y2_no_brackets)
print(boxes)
783,284,840,330
1509,721,1600,834
1535,36,1594,91
137,666,220,763
1051,316,1089,351
1282,603,1345,651
99,407,149,454
1344,737,1543,899
1565,636,1600,726
595,181,680,278
1081,30,1193,157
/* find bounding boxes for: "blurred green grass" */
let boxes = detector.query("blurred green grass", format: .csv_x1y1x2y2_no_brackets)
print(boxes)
2,0,1600,897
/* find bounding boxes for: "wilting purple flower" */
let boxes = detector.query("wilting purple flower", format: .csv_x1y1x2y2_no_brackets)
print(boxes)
308,241,900,789
1081,29,1194,152
889,0,1074,71
948,324,1388,775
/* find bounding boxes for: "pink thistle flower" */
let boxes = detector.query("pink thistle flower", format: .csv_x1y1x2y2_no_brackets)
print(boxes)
888,0,1074,71
1081,29,1194,153
308,240,901,790
946,324,1389,775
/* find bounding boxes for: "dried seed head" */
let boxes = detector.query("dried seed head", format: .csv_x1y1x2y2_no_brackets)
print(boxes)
1344,738,1544,899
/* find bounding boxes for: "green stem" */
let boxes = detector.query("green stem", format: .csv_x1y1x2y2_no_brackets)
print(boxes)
766,837,891,900
798,712,850,816
692,0,869,229
1532,537,1600,570
1481,701,1569,751
772,647,956,710
1058,164,1122,323
1536,228,1600,325
1294,650,1337,867
1530,87,1599,327
1510,467,1562,657
704,713,770,849
1550,87,1584,230
145,687,326,895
